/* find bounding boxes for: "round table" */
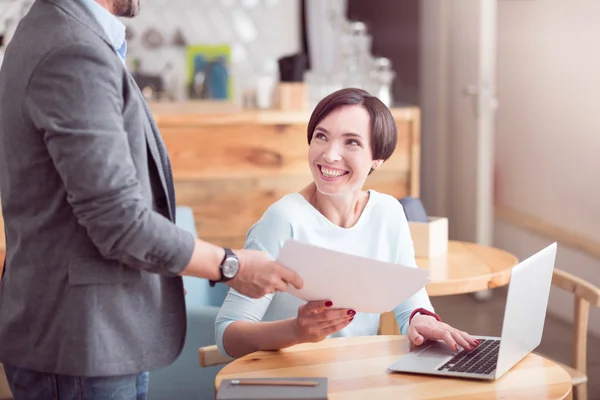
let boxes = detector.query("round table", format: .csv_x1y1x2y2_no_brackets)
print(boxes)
216,336,572,400
416,240,519,296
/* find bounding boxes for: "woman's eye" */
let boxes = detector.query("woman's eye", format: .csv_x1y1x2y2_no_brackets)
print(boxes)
315,132,326,140
347,139,361,146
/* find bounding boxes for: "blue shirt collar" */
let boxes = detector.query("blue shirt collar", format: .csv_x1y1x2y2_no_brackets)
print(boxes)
80,0,127,60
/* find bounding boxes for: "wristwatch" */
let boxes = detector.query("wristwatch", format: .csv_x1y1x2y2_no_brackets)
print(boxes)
209,248,239,287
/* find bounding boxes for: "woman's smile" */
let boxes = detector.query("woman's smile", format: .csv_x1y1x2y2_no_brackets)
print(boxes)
317,164,350,181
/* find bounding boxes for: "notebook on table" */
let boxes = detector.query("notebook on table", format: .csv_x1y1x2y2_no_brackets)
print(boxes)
216,377,328,400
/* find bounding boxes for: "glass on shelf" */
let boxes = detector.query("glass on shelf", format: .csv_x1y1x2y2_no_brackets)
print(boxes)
372,57,396,107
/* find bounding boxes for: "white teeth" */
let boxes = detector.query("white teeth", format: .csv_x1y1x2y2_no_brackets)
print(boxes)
321,167,346,178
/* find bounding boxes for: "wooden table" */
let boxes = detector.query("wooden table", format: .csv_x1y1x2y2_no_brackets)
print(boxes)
416,240,519,297
216,336,572,400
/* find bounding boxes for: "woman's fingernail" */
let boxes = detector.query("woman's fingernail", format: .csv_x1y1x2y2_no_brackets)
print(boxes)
349,317,354,322
325,301,333,307
347,310,356,316
455,344,460,351
475,339,480,344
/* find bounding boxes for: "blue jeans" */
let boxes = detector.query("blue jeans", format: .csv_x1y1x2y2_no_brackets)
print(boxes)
3,364,149,400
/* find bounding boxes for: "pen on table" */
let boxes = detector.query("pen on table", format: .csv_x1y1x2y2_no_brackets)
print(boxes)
230,379,319,387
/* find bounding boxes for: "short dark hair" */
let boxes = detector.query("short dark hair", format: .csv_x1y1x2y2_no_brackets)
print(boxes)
307,88,397,165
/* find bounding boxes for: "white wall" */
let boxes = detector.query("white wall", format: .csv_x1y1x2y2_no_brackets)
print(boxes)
420,0,600,336
495,0,600,335
419,0,449,219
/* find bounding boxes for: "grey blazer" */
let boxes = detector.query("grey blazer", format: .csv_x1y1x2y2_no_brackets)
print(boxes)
0,0,197,376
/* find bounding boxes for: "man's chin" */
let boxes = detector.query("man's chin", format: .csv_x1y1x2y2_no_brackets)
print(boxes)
114,0,141,18
123,6,140,18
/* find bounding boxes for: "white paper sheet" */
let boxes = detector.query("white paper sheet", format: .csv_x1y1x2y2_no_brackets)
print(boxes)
276,239,430,314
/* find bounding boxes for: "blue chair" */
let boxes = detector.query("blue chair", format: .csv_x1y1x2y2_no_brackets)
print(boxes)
148,207,230,400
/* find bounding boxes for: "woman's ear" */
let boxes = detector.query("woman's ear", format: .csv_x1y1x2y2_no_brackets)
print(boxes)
371,159,384,171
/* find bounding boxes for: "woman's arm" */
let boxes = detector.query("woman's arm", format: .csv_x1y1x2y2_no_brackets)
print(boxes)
214,201,352,357
219,295,353,358
394,287,435,335
392,202,435,334
216,288,302,358
215,203,299,357
390,201,478,350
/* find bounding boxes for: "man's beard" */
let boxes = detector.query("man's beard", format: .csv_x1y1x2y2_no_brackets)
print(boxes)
112,0,140,18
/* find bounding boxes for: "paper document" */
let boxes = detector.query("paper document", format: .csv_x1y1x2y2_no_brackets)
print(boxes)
276,239,429,314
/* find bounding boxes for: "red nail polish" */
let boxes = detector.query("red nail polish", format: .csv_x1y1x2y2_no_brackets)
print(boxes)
325,301,333,307
349,317,354,322
347,310,356,316
455,344,460,351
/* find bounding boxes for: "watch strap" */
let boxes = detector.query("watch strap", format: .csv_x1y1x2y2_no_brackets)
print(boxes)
209,248,235,287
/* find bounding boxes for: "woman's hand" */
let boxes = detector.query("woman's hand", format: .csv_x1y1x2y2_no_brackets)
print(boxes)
407,314,480,352
294,300,355,343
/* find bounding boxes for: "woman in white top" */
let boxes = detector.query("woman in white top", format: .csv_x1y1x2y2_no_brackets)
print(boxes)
215,88,478,358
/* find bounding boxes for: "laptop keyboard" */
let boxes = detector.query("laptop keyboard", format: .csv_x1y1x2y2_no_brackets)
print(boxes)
437,339,500,375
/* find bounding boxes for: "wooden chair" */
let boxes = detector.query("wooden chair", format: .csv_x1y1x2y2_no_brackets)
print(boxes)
0,363,13,400
198,345,233,368
544,268,600,400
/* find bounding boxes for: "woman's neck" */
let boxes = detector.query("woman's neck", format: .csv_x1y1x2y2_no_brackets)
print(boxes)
301,183,369,229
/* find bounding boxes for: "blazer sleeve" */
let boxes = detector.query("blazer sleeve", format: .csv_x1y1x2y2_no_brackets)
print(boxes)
22,41,195,276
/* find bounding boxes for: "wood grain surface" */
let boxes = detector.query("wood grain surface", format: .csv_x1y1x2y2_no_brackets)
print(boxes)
216,336,572,400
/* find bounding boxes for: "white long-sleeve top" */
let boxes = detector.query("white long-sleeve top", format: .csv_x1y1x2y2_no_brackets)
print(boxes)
215,190,434,357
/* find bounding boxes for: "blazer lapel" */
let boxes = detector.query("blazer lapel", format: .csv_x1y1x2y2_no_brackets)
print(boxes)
126,74,176,221
143,100,177,221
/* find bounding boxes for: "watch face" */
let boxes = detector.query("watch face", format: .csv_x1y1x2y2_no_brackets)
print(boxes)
222,256,239,279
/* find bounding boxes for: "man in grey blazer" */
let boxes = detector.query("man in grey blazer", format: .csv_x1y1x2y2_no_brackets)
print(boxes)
0,0,303,399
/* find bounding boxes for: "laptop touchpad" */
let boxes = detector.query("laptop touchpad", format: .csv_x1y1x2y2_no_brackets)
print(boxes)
417,340,457,359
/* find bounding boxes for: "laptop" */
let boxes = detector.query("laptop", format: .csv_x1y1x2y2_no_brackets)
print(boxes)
387,242,557,381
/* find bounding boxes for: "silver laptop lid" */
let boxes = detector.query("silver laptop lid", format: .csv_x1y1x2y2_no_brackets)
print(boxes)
495,242,557,379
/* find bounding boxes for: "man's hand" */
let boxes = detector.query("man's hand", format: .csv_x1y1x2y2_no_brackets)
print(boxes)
407,314,480,352
226,249,303,298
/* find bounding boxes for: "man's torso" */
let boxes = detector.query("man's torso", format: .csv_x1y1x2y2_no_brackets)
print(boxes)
0,0,186,376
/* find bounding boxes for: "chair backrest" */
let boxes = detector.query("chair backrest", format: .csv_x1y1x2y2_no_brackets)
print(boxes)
378,311,400,335
0,251,4,279
551,268,600,375
198,345,233,368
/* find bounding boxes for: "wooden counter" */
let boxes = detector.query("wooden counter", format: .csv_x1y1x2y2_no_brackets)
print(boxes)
151,101,421,249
